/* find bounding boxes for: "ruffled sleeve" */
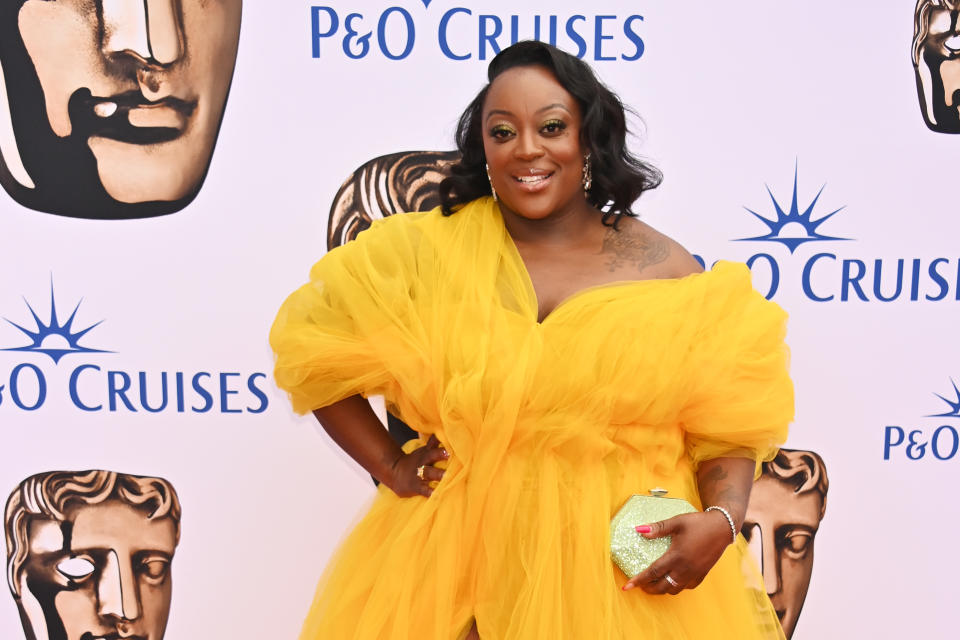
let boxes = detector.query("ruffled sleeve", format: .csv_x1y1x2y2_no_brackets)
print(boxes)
679,262,794,472
269,214,426,414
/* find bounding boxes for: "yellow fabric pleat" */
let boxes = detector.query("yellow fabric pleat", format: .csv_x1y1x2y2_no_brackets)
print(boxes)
270,198,793,640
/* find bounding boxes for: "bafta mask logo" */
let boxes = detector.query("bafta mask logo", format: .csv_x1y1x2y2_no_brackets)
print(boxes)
328,150,458,249
4,470,181,640
913,0,960,133
0,1,242,219
743,450,829,639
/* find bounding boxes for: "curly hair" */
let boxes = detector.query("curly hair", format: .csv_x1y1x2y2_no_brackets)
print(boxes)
439,40,662,227
5,469,181,598
761,449,829,520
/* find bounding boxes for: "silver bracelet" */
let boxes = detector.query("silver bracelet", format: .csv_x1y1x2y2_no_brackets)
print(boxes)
705,505,737,545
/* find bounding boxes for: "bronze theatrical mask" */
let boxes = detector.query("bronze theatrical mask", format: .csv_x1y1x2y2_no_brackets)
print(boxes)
4,470,181,640
0,0,242,218
327,150,459,250
913,0,960,133
742,450,829,639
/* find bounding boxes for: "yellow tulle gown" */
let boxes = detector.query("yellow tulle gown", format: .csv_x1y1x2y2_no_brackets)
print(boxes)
270,197,793,640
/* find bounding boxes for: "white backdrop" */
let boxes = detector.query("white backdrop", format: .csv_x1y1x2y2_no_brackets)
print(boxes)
1,1,956,638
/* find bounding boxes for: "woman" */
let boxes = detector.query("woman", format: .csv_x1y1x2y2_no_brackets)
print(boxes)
271,41,793,639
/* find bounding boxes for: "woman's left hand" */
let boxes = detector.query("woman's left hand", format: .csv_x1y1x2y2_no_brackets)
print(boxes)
622,510,733,595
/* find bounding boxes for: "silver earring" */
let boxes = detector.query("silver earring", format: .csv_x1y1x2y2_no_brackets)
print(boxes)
582,154,592,193
486,163,498,202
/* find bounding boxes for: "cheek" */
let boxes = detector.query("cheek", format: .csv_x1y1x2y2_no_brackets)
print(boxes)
54,589,101,632
482,139,505,166
19,1,102,137
781,555,814,599
179,0,242,97
549,136,584,174
139,581,173,629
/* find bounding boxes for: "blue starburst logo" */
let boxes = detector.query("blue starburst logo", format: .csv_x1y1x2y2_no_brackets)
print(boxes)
928,379,960,418
3,282,110,364
735,164,851,253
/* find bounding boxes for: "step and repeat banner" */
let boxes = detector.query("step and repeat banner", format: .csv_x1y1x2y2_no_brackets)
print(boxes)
0,1,955,638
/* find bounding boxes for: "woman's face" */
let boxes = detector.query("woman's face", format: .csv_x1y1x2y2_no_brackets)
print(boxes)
481,65,587,221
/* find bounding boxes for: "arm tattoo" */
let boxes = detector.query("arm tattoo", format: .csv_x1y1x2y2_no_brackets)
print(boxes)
599,227,670,273
698,463,751,524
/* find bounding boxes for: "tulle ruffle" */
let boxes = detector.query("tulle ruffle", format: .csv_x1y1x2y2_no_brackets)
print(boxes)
270,198,792,639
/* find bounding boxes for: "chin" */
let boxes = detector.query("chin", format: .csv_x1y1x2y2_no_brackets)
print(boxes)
90,139,207,203
502,194,580,220
779,612,797,638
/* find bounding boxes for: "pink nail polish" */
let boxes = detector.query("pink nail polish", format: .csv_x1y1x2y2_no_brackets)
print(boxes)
635,525,652,533
622,583,633,591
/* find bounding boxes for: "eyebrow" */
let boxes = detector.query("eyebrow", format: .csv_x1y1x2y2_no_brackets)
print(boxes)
485,103,572,122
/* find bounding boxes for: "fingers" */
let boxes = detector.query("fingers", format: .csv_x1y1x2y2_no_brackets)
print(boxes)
413,437,450,496
420,464,444,483
625,550,693,595
638,515,680,540
410,462,439,497
393,435,451,498
415,475,434,497
659,573,685,595
628,555,668,591
625,561,687,595
421,444,450,466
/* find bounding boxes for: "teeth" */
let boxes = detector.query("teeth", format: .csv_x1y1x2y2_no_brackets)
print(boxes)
517,174,549,184
93,102,118,118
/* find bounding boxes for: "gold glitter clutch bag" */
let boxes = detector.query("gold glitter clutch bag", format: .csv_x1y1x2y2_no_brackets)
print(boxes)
609,488,697,578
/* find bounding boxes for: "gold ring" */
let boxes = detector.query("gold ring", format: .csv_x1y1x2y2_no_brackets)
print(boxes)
416,465,426,480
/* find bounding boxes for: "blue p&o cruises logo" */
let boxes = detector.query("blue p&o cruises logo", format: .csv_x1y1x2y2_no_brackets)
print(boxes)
0,281,268,414
701,161,960,303
734,166,850,254
883,379,960,461
310,2,647,62
3,286,109,363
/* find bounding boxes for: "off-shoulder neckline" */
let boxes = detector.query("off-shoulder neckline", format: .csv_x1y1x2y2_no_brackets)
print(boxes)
490,205,728,325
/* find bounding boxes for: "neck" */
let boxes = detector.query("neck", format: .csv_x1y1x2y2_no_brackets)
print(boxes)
497,198,600,249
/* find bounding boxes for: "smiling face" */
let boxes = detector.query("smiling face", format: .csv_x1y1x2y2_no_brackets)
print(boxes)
742,477,823,639
481,65,588,221
0,0,241,217
16,500,177,640
914,0,960,132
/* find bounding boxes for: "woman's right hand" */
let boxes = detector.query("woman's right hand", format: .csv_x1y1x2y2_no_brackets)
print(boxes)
386,434,449,497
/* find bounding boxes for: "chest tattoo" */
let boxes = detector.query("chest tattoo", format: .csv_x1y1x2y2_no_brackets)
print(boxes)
599,227,670,273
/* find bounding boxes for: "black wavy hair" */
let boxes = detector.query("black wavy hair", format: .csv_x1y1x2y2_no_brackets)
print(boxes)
438,40,662,226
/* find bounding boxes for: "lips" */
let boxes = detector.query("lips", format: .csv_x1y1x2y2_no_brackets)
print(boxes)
511,168,555,192
69,88,196,145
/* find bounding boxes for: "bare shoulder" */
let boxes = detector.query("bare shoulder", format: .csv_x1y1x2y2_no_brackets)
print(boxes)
604,217,703,279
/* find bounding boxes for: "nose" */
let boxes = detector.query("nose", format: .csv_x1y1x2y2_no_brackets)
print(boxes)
101,0,184,66
513,129,544,161
97,550,142,622
760,528,781,595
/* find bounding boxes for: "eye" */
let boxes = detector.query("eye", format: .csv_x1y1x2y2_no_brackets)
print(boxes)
540,119,567,135
56,556,95,581
780,529,813,559
137,555,170,584
489,124,515,141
